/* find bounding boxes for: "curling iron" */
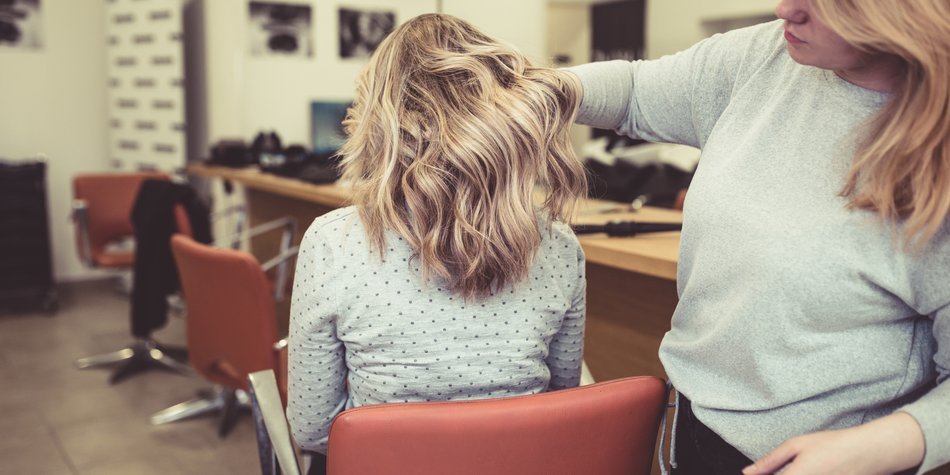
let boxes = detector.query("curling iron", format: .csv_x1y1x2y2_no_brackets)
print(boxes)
572,220,682,237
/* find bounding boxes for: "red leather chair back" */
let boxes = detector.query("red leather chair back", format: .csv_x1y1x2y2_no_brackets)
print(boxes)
73,172,168,268
327,376,667,475
170,234,281,392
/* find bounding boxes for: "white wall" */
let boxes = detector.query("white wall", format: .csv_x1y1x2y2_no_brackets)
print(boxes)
443,0,547,64
246,0,440,145
546,0,775,61
188,0,439,151
188,0,549,152
547,3,591,157
646,0,775,58
0,0,111,281
548,3,590,67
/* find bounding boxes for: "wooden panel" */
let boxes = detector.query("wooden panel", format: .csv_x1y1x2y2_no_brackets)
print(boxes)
584,262,677,382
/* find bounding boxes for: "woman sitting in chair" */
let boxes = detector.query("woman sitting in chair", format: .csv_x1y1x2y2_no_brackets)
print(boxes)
287,13,588,473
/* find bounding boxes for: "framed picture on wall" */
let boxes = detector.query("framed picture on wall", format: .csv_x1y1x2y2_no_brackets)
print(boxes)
0,0,43,50
248,1,313,58
338,7,394,59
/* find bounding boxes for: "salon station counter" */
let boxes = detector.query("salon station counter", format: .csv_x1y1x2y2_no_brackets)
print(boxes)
189,163,681,381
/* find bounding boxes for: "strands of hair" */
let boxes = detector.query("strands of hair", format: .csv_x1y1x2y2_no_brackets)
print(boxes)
814,0,950,249
338,13,587,300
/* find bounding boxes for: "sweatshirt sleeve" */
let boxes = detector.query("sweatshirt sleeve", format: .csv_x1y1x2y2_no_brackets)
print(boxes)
900,226,950,473
900,306,950,474
286,220,348,453
566,20,783,149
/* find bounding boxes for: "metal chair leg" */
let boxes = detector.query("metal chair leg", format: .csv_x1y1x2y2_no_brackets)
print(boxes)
150,346,194,375
75,339,194,384
74,347,135,369
151,386,250,438
151,396,223,425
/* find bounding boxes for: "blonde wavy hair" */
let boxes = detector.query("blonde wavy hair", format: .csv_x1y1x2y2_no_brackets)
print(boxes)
338,13,586,300
812,0,950,247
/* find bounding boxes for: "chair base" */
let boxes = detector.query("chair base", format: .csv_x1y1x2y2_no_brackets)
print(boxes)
151,386,250,438
74,338,193,384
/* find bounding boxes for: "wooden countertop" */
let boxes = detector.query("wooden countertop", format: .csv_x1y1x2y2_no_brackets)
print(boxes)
188,163,681,281
572,203,681,281
189,163,351,208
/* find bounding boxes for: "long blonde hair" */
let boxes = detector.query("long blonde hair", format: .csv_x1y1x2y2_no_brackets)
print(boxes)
338,13,586,300
812,0,950,247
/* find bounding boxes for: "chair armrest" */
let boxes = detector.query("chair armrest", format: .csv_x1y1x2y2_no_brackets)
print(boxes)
228,216,298,302
262,246,299,303
71,199,94,267
214,213,298,302
274,339,289,407
214,216,296,249
248,370,301,475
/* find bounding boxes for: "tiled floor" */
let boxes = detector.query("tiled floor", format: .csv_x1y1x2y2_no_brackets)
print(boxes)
0,280,260,475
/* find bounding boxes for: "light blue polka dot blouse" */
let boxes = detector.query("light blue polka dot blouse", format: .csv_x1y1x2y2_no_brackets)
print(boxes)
287,206,586,453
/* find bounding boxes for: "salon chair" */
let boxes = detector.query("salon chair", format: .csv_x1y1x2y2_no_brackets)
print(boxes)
72,172,198,381
150,228,296,437
71,172,168,286
247,373,666,475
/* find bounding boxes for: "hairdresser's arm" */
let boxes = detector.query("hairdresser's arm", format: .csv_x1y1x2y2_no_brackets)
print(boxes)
565,22,777,148
742,412,925,475
286,224,348,453
899,299,950,474
545,243,587,390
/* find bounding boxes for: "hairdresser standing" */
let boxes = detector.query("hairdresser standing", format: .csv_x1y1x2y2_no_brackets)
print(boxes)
567,0,949,474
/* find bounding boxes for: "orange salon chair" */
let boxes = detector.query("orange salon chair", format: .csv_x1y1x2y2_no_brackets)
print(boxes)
327,375,667,475
71,171,168,277
72,172,194,380
150,233,295,437
247,373,666,475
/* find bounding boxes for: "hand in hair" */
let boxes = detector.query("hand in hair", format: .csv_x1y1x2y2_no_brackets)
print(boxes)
742,412,924,475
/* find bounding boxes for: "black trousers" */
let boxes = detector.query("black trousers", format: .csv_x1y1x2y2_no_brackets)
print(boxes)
671,396,754,475
671,396,919,475
307,452,327,475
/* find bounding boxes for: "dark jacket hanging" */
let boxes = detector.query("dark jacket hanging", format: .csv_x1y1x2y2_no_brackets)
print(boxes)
129,179,212,338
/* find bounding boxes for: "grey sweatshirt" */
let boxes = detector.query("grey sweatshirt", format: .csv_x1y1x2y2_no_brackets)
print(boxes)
569,20,950,473
287,206,586,453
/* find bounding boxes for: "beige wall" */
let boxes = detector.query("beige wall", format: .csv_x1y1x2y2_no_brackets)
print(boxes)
546,0,775,61
0,0,111,281
647,0,775,58
443,0,547,64
547,3,592,157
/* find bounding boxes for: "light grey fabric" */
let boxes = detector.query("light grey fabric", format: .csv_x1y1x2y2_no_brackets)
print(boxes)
569,20,950,473
287,206,586,453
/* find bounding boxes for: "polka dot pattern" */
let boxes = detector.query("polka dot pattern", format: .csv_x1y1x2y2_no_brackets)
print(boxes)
286,207,586,452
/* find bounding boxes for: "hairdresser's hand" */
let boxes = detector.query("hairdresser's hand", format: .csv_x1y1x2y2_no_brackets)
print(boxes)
742,412,924,475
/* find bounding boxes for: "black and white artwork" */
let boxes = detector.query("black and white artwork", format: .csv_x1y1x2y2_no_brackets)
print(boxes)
338,7,394,59
0,0,42,50
248,1,312,58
